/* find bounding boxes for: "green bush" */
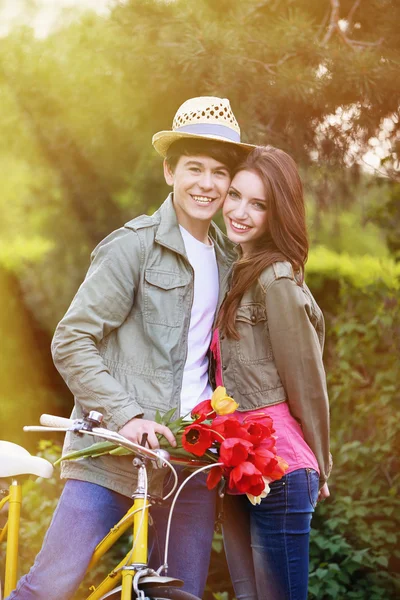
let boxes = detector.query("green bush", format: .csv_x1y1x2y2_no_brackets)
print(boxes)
2,248,398,599
0,440,64,584
306,248,400,599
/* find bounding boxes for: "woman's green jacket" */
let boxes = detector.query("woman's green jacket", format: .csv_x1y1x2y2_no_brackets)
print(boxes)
215,261,331,487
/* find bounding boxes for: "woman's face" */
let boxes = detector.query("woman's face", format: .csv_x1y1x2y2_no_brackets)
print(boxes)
223,169,268,254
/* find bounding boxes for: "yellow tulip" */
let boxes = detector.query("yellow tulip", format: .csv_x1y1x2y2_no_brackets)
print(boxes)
211,386,239,415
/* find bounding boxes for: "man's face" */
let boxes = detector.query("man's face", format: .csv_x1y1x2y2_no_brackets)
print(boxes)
164,155,231,230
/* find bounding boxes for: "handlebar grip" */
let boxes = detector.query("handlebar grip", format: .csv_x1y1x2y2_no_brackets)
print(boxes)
40,414,75,428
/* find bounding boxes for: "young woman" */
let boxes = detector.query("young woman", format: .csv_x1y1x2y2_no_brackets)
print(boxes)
212,146,331,600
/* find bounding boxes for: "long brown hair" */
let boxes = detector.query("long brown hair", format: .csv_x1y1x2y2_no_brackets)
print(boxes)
217,145,309,339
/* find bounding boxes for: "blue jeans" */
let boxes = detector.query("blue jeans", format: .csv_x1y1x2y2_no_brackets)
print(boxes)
7,467,216,600
223,468,319,600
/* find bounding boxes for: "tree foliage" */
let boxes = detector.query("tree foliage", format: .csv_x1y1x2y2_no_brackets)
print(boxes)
0,0,398,327
0,3,399,596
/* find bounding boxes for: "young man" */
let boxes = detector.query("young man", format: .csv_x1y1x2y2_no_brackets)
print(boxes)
7,96,253,600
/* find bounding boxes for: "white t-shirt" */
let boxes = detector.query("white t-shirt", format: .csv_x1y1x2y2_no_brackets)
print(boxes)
179,225,219,418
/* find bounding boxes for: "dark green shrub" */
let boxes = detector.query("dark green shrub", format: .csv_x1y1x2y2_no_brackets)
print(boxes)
306,250,400,599
0,440,64,584
2,248,399,599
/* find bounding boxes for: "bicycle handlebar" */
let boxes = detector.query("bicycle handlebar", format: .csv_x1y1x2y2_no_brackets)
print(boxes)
24,412,219,505
25,414,172,468
40,414,75,428
23,411,222,575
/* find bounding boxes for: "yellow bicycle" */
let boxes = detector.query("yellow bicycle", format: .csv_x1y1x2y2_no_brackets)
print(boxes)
0,411,218,600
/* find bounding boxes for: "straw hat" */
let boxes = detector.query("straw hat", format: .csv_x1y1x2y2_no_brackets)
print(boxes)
152,96,255,157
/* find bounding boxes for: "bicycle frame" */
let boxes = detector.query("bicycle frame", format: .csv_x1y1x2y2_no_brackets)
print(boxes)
1,480,22,598
85,462,150,600
1,413,216,600
1,464,152,600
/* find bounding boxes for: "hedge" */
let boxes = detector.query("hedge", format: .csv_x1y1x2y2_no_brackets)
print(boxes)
1,247,399,599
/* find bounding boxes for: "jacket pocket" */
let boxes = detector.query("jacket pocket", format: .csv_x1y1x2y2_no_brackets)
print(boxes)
235,303,273,363
144,269,189,328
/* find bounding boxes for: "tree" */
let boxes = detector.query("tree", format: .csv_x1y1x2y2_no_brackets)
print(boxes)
0,0,398,327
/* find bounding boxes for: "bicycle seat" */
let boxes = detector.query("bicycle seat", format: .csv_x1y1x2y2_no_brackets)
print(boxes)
0,441,54,479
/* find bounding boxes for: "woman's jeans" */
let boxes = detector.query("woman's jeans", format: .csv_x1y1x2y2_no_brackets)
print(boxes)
223,468,319,600
7,466,216,600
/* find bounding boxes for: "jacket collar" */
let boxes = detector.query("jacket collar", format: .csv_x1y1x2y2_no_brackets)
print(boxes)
154,194,237,268
154,194,186,256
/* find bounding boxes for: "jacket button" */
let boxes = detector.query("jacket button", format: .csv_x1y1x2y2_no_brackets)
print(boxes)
221,334,225,340
222,365,227,371
251,315,256,323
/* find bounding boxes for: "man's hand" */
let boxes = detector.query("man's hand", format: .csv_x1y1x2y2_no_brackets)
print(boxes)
317,483,330,503
118,418,176,449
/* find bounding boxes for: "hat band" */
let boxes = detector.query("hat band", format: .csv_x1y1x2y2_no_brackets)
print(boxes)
175,123,241,142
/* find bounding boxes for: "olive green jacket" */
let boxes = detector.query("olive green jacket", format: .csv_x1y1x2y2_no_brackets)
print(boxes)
215,261,331,486
52,195,236,497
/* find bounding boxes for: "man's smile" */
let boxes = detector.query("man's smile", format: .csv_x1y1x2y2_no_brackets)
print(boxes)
191,194,217,205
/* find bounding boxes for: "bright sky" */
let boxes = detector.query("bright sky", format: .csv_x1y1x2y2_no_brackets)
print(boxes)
0,0,122,38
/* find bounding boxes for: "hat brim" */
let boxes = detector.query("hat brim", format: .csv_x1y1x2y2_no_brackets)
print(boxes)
152,130,256,158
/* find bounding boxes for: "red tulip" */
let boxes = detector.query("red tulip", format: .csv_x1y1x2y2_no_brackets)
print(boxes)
212,415,250,440
182,424,213,457
250,446,279,477
243,412,275,429
244,421,275,445
266,456,289,481
256,436,277,453
229,462,265,496
206,465,224,490
220,438,254,467
191,399,216,424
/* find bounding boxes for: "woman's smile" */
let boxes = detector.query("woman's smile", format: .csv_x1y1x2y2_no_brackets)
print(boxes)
229,219,252,233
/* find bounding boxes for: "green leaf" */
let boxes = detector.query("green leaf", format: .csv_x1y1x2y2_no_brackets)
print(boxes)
54,441,118,465
109,447,132,456
374,555,389,568
161,407,178,424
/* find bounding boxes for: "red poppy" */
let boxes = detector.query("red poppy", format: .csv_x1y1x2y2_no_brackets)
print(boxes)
182,424,213,457
229,462,265,496
191,399,216,424
206,465,224,490
212,415,250,440
220,438,254,467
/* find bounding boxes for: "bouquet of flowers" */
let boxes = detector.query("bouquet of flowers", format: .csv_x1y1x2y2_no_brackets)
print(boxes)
181,387,288,504
59,387,288,505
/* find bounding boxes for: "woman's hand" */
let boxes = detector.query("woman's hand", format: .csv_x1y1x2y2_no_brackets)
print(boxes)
317,483,330,503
